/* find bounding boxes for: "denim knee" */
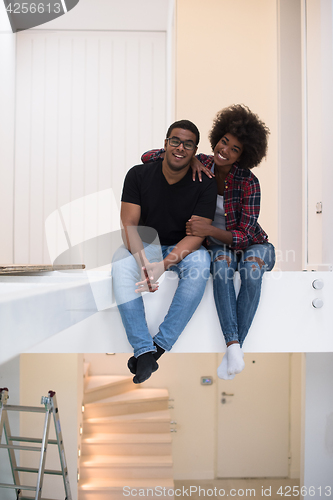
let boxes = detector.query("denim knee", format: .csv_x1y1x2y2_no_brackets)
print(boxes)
241,243,276,272
239,260,264,288
211,252,237,283
213,263,235,284
112,246,139,283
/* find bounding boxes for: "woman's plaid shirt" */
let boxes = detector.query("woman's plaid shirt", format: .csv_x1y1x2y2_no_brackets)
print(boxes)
141,150,269,251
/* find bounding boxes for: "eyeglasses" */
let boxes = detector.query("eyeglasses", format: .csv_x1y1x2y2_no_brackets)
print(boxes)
166,137,196,150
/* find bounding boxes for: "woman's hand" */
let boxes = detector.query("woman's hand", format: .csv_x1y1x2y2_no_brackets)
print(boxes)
186,216,211,238
191,156,214,182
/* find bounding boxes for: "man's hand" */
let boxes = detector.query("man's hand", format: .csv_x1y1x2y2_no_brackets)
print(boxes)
186,215,211,238
135,260,165,293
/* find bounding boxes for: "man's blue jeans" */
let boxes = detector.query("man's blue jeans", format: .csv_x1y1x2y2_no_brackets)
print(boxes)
112,243,211,357
209,242,275,347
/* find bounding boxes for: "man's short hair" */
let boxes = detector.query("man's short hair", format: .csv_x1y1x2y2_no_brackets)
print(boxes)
166,120,200,145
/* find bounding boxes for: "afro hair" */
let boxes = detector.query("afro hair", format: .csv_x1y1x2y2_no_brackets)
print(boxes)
209,104,270,169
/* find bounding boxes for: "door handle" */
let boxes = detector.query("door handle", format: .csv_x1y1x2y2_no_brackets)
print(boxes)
221,392,234,404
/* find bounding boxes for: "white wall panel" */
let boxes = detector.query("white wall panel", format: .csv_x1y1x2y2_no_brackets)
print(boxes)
0,3,16,264
277,0,303,270
304,0,333,270
302,353,333,489
14,31,167,264
34,0,170,31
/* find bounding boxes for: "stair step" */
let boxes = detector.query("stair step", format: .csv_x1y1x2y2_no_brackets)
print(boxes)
80,478,174,488
79,378,174,499
84,376,134,403
83,410,172,434
80,454,173,479
79,478,174,500
81,433,172,456
84,389,169,418
93,388,169,403
82,433,172,443
81,454,173,465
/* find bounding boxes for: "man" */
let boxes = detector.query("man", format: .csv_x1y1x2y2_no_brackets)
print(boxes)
112,120,217,383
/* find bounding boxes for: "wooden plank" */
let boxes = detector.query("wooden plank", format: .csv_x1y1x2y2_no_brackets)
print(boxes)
0,264,85,274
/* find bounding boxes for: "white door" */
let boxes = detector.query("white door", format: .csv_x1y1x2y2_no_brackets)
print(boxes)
217,353,290,477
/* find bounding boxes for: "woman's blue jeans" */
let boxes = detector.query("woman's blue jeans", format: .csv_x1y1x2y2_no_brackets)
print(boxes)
112,243,211,357
209,242,275,347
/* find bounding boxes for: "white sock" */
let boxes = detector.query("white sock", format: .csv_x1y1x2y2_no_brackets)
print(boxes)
217,351,235,380
227,343,245,376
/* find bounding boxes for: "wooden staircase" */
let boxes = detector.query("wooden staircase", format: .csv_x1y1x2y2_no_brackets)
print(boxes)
79,372,175,499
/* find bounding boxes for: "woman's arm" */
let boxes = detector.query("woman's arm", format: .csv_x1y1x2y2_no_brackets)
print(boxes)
190,156,214,182
186,216,233,246
186,174,264,250
141,150,215,181
141,149,164,163
227,177,262,250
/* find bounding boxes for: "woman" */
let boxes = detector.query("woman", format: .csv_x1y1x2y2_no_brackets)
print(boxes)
142,104,275,379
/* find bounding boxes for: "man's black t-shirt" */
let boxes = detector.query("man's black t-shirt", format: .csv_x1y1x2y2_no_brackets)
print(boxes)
121,159,217,246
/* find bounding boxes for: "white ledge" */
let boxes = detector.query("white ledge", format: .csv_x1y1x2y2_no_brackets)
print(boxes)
0,272,112,364
25,271,333,355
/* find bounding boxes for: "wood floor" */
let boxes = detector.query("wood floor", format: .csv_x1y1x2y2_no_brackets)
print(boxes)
174,478,300,499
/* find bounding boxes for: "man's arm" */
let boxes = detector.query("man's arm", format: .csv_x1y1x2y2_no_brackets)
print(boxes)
121,202,159,292
122,201,213,290
186,215,233,246
163,217,212,269
135,215,213,291
121,202,142,253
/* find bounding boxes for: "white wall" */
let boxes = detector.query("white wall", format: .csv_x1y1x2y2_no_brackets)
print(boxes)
14,29,167,264
34,0,171,31
278,0,303,271
305,0,333,269
0,2,16,263
302,353,333,491
290,353,303,479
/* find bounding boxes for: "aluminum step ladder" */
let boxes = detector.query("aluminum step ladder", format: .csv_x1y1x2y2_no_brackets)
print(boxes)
0,388,72,500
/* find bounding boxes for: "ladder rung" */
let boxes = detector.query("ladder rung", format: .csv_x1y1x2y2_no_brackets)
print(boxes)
0,482,36,491
0,444,41,452
14,466,63,476
9,435,58,445
19,497,54,500
4,404,46,413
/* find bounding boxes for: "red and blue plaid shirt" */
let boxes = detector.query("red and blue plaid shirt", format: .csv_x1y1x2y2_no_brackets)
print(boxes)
141,150,269,251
